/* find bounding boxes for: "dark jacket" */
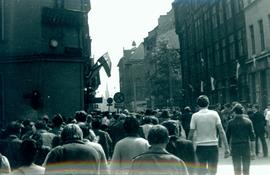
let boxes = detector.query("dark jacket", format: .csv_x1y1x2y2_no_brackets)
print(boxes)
166,135,195,175
226,116,255,145
250,111,267,134
0,135,22,170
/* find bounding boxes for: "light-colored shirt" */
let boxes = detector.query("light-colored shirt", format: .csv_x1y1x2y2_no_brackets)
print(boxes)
11,164,45,175
110,137,149,175
190,108,222,146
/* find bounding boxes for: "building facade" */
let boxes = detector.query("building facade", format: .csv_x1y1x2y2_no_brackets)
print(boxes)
173,0,249,108
0,0,91,124
144,9,181,109
118,43,146,112
244,0,270,109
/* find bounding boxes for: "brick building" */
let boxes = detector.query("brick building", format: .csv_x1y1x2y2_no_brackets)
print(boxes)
173,0,249,107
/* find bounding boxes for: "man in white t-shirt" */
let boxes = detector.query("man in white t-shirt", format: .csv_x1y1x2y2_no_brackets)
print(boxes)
188,95,230,175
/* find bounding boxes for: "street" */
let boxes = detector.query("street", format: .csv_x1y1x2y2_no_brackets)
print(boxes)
217,140,270,175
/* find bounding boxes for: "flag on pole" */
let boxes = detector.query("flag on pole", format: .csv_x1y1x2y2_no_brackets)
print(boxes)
86,61,102,79
201,81,204,92
210,76,215,91
90,70,101,90
236,60,240,79
97,52,112,77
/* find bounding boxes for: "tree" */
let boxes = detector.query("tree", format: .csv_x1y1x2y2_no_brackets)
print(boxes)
149,41,181,108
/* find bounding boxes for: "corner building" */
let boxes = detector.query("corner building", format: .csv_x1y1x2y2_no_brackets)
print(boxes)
0,0,91,124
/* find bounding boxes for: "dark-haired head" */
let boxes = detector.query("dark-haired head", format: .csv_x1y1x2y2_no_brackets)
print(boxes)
161,120,180,136
197,95,209,108
75,110,88,122
52,113,63,127
123,117,140,136
20,139,38,166
6,121,22,136
232,103,244,115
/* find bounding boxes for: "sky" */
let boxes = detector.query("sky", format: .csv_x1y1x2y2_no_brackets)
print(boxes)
89,0,174,98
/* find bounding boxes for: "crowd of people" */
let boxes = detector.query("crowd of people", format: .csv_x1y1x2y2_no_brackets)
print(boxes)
0,95,269,175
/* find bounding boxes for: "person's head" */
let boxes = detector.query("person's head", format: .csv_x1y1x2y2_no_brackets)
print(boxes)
224,103,231,109
142,116,152,125
52,113,63,127
34,120,47,130
78,123,91,140
232,103,245,115
42,115,49,124
75,110,88,123
118,113,126,121
61,124,83,143
6,121,22,136
145,109,153,116
184,106,191,113
147,125,169,146
20,139,38,166
161,120,180,136
123,116,140,136
160,110,170,119
252,104,259,112
123,109,129,115
86,114,93,123
150,116,159,125
91,119,101,130
197,95,209,108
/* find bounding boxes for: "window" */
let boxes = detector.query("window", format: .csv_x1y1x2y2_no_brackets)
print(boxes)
221,39,226,63
204,12,210,35
268,15,270,43
258,19,265,51
239,0,244,9
212,5,218,28
229,34,235,60
237,30,244,56
234,0,240,13
0,0,4,41
249,25,256,54
219,1,224,24
225,0,232,20
214,43,220,65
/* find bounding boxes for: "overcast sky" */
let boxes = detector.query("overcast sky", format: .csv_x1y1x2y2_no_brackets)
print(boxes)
89,0,174,97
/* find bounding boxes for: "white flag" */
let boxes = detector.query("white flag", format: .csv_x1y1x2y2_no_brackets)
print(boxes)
201,81,204,92
210,77,215,91
236,61,240,79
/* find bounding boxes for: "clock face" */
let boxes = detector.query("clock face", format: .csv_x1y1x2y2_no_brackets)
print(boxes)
50,39,58,48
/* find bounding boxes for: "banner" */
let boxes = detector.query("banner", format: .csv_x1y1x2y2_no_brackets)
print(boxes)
98,52,112,77
210,77,215,91
201,81,204,92
236,60,240,79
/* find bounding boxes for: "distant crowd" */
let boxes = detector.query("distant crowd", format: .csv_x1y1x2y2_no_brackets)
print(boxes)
0,95,269,175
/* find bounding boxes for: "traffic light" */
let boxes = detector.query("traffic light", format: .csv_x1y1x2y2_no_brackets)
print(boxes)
31,90,41,110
